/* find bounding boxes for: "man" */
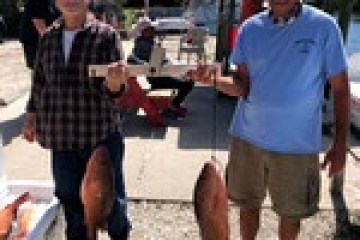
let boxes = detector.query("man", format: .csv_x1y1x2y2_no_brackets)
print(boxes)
21,0,131,239
128,18,194,118
20,0,60,69
190,0,350,239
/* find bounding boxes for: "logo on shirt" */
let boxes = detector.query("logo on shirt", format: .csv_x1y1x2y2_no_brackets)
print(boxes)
294,38,315,53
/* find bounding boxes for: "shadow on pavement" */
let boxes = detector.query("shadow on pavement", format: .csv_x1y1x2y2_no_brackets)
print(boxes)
0,113,24,146
123,114,168,139
122,86,236,150
176,87,235,150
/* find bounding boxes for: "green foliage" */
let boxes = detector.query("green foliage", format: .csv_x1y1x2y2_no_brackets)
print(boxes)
122,8,140,29
0,0,22,37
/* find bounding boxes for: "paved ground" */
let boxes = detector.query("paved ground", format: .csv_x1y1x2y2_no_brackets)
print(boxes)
0,39,360,239
0,41,31,106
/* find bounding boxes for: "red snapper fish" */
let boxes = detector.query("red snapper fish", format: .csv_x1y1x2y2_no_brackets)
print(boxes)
80,145,115,240
193,160,229,240
0,192,31,240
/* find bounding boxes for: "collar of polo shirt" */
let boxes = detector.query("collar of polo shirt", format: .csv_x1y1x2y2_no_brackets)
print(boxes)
269,2,302,26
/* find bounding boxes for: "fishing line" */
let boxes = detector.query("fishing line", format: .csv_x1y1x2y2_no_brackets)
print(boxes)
211,67,217,160
210,63,224,174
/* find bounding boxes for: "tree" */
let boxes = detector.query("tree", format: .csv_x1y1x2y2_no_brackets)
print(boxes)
0,0,21,37
336,0,355,42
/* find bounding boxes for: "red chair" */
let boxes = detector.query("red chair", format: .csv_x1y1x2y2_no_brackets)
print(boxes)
116,77,173,127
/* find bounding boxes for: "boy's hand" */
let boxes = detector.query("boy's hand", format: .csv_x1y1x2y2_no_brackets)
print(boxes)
105,60,128,92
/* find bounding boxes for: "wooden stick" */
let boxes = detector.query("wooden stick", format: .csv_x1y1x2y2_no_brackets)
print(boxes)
88,64,199,78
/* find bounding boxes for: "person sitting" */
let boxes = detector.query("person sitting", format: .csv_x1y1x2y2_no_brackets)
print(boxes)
127,18,194,118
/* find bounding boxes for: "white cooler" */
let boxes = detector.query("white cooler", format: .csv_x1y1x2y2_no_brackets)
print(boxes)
0,135,62,240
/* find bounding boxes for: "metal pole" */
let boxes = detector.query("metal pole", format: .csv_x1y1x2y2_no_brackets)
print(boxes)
337,0,354,42
322,0,335,13
223,0,236,74
144,0,150,17
215,0,225,63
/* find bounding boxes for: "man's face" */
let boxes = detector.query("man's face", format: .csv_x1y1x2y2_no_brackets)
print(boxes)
268,0,298,17
55,0,88,16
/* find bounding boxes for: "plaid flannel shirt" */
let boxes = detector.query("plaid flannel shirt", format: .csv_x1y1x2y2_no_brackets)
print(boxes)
26,17,125,150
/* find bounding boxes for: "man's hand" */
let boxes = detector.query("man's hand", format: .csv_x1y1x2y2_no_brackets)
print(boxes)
105,60,128,92
321,143,347,177
186,62,221,86
186,62,249,97
22,113,36,142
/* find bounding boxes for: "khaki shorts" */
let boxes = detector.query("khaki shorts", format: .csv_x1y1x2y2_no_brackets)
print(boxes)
226,137,320,219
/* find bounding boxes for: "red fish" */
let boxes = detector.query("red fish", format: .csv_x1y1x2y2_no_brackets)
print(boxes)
0,192,31,240
80,146,115,240
193,160,229,240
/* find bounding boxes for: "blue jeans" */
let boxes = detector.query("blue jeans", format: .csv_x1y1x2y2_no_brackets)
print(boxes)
51,132,131,240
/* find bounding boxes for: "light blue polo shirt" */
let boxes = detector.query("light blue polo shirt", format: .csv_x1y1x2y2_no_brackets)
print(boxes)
229,5,348,154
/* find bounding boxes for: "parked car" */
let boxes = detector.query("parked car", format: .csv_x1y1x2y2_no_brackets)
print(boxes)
0,14,6,43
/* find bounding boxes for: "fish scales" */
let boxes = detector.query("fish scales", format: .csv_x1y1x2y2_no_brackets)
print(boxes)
81,146,115,240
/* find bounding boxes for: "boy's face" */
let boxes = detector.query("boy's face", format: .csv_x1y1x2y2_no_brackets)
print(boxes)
55,0,88,17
